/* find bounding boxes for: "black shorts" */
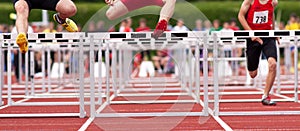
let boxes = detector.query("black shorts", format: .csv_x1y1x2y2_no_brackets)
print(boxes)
13,0,59,11
246,38,277,71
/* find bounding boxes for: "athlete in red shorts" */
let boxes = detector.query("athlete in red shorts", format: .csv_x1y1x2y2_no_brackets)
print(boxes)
105,0,176,39
238,0,279,106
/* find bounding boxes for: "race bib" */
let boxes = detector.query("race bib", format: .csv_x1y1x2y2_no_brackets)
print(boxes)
253,11,268,24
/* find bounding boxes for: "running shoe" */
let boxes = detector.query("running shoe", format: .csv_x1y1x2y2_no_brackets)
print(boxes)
261,96,276,106
53,13,78,32
153,19,167,39
16,33,28,53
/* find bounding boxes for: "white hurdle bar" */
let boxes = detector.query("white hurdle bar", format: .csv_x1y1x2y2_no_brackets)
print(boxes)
0,33,86,118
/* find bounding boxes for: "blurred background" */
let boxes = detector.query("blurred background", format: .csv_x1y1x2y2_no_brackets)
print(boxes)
0,0,299,31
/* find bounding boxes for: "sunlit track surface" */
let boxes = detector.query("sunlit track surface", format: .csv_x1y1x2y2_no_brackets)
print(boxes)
0,31,300,130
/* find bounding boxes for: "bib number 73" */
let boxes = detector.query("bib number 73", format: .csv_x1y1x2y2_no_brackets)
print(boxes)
253,11,269,24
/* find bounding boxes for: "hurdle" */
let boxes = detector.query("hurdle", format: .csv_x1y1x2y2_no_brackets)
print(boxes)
212,30,300,116
2,30,300,119
0,33,86,118
0,35,3,106
86,31,212,118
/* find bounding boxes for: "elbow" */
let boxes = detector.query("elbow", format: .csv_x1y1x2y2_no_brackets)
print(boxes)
238,13,243,22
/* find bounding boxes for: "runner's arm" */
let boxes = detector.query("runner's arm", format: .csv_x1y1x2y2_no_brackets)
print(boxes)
238,0,252,30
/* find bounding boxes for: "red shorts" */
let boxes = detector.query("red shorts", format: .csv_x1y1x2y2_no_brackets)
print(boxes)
121,0,164,11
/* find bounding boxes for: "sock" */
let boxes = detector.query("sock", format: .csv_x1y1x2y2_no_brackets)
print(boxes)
55,14,66,24
262,95,268,100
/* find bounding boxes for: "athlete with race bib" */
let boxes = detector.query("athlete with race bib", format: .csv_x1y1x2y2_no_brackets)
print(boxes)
238,0,279,106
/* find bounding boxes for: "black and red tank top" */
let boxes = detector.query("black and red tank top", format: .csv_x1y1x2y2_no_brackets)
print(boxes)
246,0,274,30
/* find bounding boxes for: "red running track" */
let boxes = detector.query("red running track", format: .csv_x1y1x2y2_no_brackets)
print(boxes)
0,84,300,130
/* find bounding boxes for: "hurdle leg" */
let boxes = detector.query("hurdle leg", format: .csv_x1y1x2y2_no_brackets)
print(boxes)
195,43,200,103
182,47,187,89
190,49,195,90
213,33,219,116
7,42,12,105
176,49,180,78
180,48,185,88
124,50,129,84
68,50,72,82
18,49,22,83
257,54,263,89
122,50,127,84
58,50,61,85
62,50,66,86
41,46,46,92
177,50,181,81
118,49,123,91
112,45,117,97
294,36,298,102
284,44,291,75
97,42,102,105
105,43,110,104
188,47,193,95
203,33,209,116
127,50,132,82
47,47,51,93
71,48,76,83
89,36,96,118
30,50,35,96
276,40,281,94
79,35,85,118
0,40,3,105
25,50,29,96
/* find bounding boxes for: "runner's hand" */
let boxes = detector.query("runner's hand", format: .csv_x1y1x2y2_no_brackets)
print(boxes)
251,37,263,45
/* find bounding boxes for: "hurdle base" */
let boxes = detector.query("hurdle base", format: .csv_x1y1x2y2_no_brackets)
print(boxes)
219,111,300,116
0,113,82,118
96,112,204,117
110,100,197,104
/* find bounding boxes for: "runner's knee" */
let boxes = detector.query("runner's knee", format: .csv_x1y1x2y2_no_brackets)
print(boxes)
106,9,113,20
249,70,257,78
106,9,116,20
15,1,29,15
268,58,276,72
57,1,77,16
63,4,77,16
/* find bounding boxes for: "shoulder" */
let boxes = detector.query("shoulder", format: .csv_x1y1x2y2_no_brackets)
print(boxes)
243,0,253,5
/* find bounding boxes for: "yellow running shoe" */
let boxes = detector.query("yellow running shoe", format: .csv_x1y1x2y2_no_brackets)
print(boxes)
16,33,28,54
53,13,78,32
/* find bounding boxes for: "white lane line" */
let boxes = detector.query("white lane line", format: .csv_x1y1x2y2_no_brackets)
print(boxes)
78,91,117,131
211,113,233,131
0,84,68,110
256,88,300,103
78,117,95,131
0,98,30,110
186,88,233,131
202,103,233,131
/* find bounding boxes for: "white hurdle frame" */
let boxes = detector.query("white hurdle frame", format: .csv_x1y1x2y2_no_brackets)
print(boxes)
87,31,210,118
1,30,299,118
0,36,3,106
0,33,86,118
214,30,300,116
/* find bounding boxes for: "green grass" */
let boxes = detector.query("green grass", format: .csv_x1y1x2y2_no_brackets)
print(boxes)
0,1,299,29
